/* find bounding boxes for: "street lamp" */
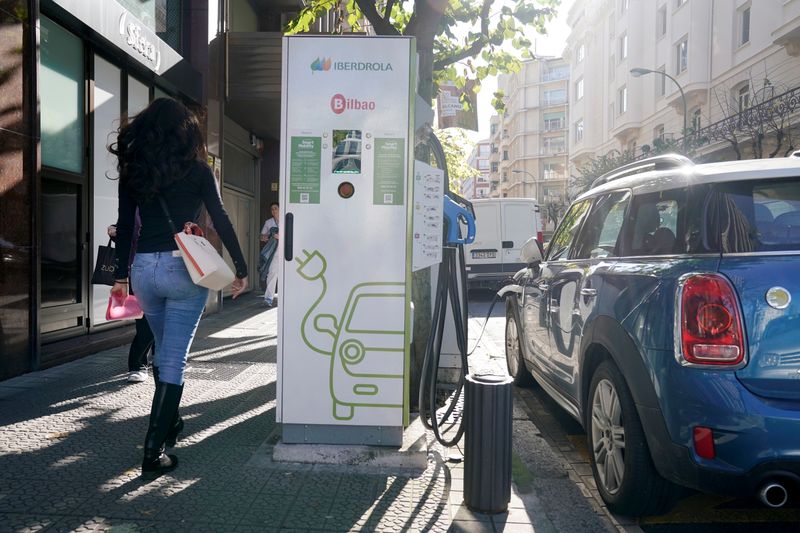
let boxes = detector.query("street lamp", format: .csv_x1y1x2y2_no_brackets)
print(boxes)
512,169,536,199
630,67,688,152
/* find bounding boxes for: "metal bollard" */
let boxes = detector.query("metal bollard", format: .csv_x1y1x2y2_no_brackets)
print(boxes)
463,373,514,514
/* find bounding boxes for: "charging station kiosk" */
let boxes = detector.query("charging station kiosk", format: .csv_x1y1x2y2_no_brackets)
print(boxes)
277,35,418,446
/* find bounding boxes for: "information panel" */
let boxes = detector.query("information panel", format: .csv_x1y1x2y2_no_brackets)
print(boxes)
373,138,405,206
289,136,322,204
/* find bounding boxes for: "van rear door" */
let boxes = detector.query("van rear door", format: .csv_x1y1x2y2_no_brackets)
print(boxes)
466,201,502,284
502,201,540,275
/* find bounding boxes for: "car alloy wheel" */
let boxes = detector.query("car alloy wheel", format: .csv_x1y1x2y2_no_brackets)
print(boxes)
505,305,534,387
590,378,626,495
506,316,520,377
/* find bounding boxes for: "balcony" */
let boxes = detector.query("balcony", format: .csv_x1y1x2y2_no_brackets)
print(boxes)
542,171,566,180
541,98,567,107
541,140,566,155
543,120,565,132
541,69,569,82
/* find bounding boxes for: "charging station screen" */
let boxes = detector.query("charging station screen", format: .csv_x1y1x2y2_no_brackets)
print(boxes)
332,130,362,174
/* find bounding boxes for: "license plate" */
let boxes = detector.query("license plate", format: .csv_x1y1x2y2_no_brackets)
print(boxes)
472,250,496,259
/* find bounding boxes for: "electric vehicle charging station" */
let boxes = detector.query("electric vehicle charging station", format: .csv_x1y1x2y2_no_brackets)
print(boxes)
277,35,420,446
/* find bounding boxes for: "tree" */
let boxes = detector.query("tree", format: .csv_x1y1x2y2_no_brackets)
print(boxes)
288,0,559,409
288,0,558,106
435,127,476,191
543,200,565,230
710,77,799,160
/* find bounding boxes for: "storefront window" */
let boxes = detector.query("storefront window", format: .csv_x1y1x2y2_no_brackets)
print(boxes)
116,0,182,52
41,179,81,307
40,16,84,174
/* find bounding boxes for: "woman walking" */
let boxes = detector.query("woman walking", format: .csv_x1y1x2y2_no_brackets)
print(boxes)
110,98,248,480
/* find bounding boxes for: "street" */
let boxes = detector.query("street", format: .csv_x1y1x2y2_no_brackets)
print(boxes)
467,289,800,533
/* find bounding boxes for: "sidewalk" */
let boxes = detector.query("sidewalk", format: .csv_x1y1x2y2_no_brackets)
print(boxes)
0,294,615,532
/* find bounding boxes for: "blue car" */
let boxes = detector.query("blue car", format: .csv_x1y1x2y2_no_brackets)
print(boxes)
505,154,800,516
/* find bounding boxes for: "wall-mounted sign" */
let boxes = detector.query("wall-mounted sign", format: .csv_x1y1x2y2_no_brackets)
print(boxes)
437,80,479,131
119,12,161,71
51,0,182,74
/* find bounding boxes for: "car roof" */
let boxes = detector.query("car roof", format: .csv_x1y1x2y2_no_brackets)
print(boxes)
578,157,800,201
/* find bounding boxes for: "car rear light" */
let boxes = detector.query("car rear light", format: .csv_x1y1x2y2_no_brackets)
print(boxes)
537,231,543,243
693,426,716,459
679,274,745,366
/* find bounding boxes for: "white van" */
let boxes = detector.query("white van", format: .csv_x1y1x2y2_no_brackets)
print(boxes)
464,198,542,288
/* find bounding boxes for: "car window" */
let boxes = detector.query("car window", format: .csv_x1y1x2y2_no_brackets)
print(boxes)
573,191,630,259
711,178,800,252
622,190,684,256
546,200,591,261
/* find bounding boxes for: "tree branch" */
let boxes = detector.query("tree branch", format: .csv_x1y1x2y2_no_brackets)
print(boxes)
432,0,491,71
384,0,397,19
355,0,400,35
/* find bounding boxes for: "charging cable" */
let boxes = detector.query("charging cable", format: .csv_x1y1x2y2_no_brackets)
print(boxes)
418,132,476,447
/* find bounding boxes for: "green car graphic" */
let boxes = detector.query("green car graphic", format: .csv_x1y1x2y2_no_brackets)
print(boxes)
296,249,405,420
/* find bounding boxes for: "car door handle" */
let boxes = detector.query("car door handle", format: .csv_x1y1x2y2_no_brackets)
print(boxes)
580,288,597,297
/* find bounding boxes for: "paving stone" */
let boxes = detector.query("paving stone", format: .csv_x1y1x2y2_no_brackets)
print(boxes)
0,297,615,533
0,513,58,533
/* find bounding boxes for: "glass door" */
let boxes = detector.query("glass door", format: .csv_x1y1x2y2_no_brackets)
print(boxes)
39,16,88,339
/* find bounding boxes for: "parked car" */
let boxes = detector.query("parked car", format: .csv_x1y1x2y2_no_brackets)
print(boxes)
505,154,800,516
464,198,542,289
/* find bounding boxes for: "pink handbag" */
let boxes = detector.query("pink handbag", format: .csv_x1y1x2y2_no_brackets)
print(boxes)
105,293,144,321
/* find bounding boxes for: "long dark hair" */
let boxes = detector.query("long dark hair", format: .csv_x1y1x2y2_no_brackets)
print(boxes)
110,97,206,200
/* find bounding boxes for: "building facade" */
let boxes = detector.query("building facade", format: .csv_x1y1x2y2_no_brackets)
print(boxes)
465,139,490,198
0,0,216,379
487,57,570,232
0,0,310,380
567,0,800,176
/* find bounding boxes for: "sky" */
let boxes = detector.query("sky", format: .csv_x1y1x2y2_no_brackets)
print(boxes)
471,0,574,142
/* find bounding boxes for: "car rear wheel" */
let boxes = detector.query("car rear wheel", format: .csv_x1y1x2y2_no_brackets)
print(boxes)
587,360,675,516
505,305,534,387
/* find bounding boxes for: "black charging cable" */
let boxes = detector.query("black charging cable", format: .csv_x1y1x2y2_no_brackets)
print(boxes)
417,132,474,447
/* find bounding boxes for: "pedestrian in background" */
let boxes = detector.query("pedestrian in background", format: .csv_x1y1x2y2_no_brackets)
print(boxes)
110,97,248,480
259,202,280,307
107,215,152,383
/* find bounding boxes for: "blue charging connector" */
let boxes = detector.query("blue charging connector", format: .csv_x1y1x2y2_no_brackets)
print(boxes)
443,195,476,245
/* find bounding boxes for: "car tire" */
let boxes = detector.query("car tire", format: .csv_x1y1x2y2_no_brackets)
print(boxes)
587,359,675,516
505,303,534,387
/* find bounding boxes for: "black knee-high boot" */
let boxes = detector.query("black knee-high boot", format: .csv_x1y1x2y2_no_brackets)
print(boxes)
152,367,184,447
141,381,182,479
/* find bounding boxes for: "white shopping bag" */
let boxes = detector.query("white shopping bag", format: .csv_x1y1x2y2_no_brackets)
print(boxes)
174,232,235,291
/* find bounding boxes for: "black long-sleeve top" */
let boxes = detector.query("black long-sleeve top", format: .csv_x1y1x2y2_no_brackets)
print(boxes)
115,160,248,281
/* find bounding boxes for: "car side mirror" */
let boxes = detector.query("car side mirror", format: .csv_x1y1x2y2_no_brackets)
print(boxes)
520,236,544,266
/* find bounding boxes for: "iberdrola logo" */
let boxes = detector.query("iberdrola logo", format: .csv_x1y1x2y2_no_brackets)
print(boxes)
311,57,332,72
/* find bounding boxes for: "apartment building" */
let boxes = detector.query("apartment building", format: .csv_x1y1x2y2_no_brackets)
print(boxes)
465,139,491,198
567,0,800,174
487,58,570,222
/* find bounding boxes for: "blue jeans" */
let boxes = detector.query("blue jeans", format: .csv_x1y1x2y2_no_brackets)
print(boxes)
130,252,208,385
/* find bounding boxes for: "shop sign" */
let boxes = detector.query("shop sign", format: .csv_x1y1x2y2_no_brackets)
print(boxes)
50,0,181,75
119,12,161,71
